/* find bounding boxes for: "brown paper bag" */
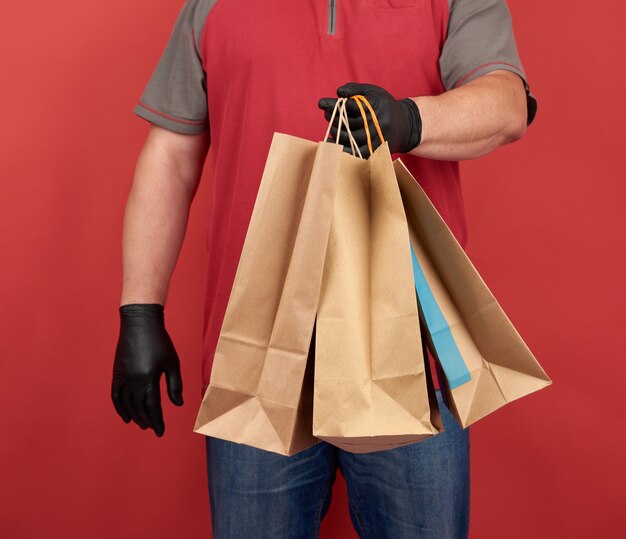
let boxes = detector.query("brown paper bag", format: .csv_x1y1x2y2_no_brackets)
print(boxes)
313,129,441,453
193,131,345,456
395,158,553,428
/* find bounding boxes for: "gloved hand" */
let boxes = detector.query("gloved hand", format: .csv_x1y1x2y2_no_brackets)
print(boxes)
111,303,184,437
318,82,422,158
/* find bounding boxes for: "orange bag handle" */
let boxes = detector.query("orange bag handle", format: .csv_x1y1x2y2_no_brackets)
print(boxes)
350,95,385,155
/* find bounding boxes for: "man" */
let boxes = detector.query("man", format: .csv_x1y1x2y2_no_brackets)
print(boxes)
112,0,536,537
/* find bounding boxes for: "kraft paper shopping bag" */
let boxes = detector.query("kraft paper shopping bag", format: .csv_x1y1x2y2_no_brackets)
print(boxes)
313,96,441,453
193,118,347,455
395,159,553,427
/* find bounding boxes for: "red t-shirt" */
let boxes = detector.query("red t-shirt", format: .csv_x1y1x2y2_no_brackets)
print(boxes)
132,0,537,397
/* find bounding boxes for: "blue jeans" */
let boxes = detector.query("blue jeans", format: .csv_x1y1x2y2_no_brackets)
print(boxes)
204,389,470,538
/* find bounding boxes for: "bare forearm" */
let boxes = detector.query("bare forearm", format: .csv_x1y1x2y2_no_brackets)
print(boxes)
120,128,208,306
408,70,528,161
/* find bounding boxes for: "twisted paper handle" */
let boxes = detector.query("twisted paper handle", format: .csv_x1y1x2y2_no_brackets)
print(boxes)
323,97,362,158
350,95,385,157
323,95,386,158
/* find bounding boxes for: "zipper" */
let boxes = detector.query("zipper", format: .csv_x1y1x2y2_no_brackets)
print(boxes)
327,0,337,35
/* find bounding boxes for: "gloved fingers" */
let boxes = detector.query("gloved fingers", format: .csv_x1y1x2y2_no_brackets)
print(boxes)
144,381,165,437
330,124,368,147
111,381,130,423
165,361,184,406
335,98,365,119
318,97,338,115
337,82,391,111
337,81,377,99
119,384,136,426
131,385,151,430
121,384,146,429
341,144,357,156
359,142,373,159
319,97,364,122
333,113,375,137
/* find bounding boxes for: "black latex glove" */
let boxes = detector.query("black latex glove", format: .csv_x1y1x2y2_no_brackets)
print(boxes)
318,82,422,158
111,303,184,437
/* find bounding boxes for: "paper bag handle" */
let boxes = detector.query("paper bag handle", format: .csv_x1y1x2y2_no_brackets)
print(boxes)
350,95,385,156
323,98,363,158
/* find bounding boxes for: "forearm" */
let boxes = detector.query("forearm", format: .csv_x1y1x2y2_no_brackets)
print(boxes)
408,71,528,161
120,131,206,306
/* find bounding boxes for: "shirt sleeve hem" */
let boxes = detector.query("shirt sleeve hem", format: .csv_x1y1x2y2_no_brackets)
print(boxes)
133,102,208,135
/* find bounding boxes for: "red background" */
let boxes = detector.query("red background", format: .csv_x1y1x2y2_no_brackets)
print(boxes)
1,1,624,537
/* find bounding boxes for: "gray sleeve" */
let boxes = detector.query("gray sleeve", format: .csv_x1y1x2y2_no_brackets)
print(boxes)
439,0,538,125
132,0,209,135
